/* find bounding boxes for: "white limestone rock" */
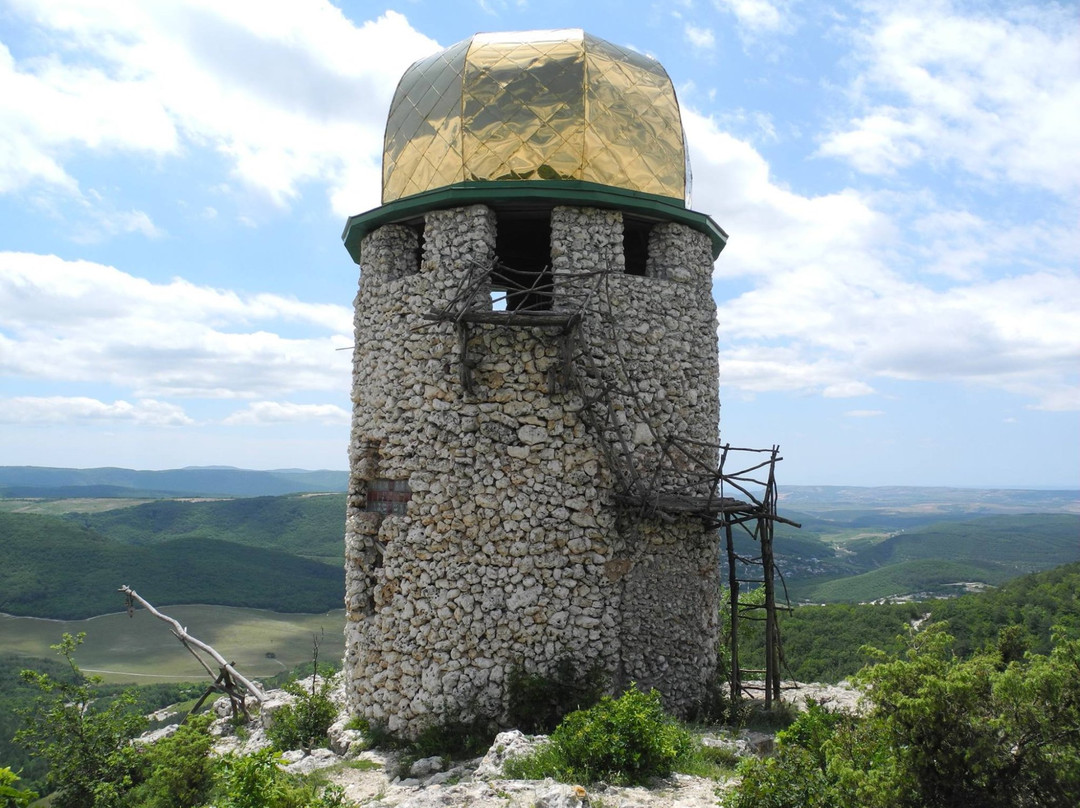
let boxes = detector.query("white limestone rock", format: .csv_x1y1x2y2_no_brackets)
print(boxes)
475,730,546,780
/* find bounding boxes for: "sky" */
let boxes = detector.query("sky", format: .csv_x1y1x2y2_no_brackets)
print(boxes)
0,0,1077,488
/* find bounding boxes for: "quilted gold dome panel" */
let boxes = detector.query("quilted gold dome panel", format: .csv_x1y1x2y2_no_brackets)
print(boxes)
382,29,688,203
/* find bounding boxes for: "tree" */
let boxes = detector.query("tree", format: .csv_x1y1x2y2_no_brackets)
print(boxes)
127,714,215,808
14,633,146,808
853,623,1080,807
729,623,1080,808
0,767,37,808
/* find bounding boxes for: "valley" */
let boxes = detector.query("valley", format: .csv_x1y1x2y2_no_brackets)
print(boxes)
1,465,1077,799
0,605,345,684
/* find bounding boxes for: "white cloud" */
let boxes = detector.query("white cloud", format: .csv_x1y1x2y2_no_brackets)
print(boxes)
685,109,1080,411
70,206,164,244
823,381,876,398
685,110,894,279
223,401,350,426
718,347,864,395
476,0,529,13
0,1,440,216
0,252,353,398
0,396,193,425
818,1,1080,195
1026,388,1080,413
685,24,716,50
844,409,884,418
713,0,787,33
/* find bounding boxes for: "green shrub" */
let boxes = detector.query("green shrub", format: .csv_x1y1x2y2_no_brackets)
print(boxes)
727,701,857,808
729,624,1080,808
0,767,37,808
216,749,350,808
505,657,606,734
14,633,147,808
736,700,800,733
217,750,290,808
773,700,846,770
267,677,338,752
505,684,697,785
413,714,497,760
128,714,215,808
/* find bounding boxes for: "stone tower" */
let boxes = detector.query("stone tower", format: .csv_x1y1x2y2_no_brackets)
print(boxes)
342,29,729,736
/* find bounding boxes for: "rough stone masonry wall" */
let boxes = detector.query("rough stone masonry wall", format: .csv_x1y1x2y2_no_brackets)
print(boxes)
344,204,720,737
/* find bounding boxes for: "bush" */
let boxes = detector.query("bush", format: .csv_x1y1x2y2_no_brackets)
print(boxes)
0,767,37,808
267,677,338,752
413,714,497,760
505,657,606,734
128,714,215,808
505,684,697,785
216,749,349,808
729,623,1080,808
727,701,859,808
217,750,289,808
14,633,147,808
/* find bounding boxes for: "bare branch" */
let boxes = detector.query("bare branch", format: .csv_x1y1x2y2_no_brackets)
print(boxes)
118,586,265,704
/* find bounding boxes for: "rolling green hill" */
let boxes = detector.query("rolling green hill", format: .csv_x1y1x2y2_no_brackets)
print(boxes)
787,559,1015,604
849,514,1079,571
779,485,1079,512
0,465,348,497
0,511,343,619
777,513,1079,604
69,493,347,563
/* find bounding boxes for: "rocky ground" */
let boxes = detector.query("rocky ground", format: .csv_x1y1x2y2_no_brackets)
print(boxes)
144,678,860,808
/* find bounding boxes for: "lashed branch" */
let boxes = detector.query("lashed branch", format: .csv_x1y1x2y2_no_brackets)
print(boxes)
118,585,265,704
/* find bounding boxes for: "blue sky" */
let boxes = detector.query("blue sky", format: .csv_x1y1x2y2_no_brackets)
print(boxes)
0,0,1077,487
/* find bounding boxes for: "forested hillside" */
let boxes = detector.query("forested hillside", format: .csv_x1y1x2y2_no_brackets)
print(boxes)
0,651,202,794
773,562,1080,683
848,513,1078,569
70,494,347,563
768,513,1079,603
0,512,343,619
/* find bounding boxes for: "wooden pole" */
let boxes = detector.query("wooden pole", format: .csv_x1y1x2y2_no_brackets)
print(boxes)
761,515,777,708
118,585,266,704
725,522,740,706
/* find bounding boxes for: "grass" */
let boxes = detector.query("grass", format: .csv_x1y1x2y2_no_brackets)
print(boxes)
0,606,346,684
815,527,893,548
0,497,155,515
347,760,383,771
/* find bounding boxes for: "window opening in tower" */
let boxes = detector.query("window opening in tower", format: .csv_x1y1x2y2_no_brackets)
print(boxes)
493,212,553,312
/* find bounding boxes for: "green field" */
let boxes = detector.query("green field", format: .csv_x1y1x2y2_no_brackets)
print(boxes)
0,497,157,515
0,605,346,684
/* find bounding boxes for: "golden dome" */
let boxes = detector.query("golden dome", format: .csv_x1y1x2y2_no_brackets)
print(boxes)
382,29,689,204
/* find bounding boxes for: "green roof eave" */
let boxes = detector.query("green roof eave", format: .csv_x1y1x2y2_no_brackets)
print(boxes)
341,180,728,264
